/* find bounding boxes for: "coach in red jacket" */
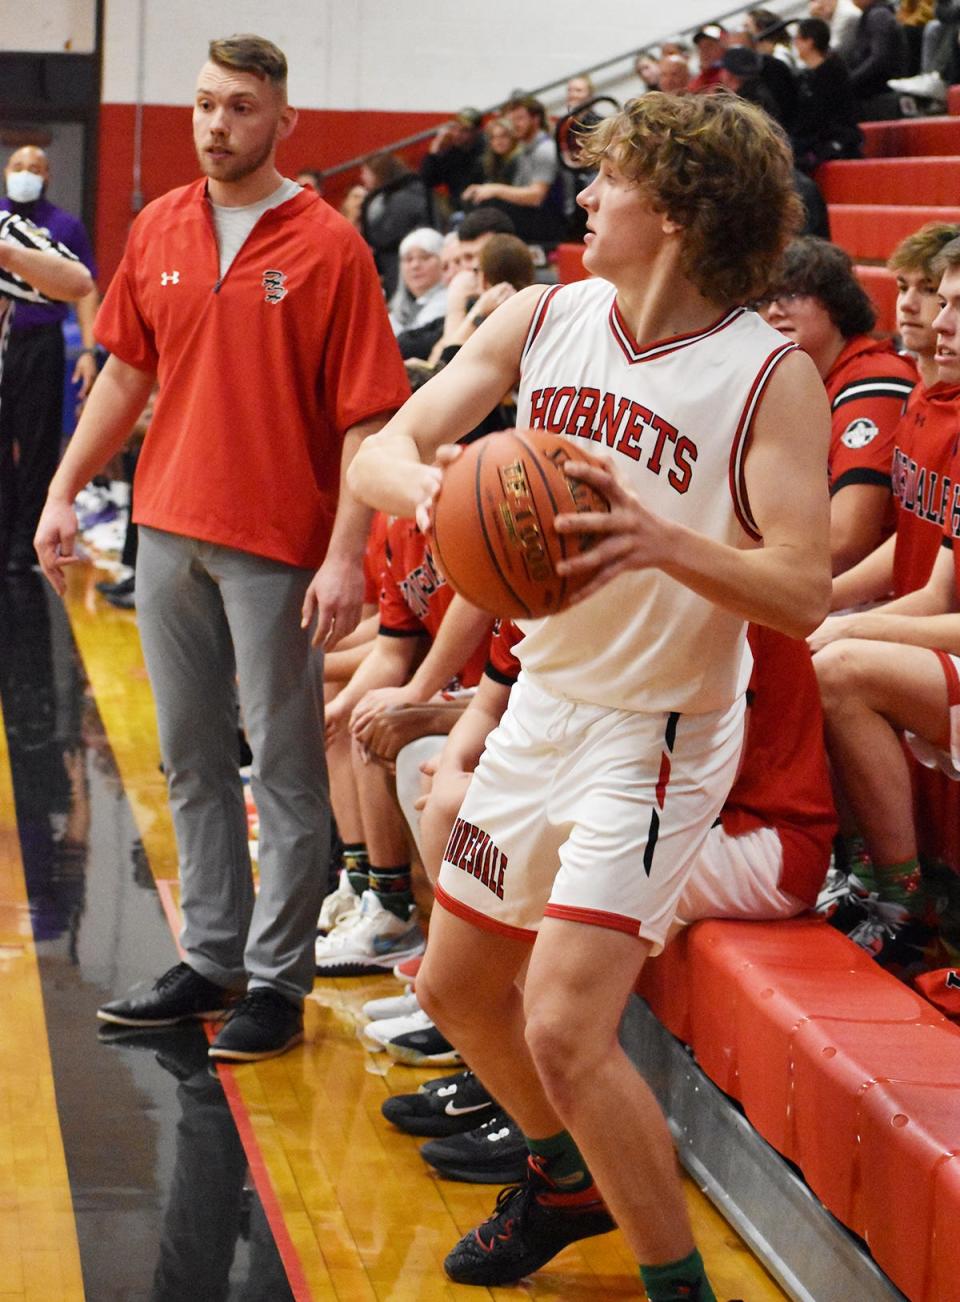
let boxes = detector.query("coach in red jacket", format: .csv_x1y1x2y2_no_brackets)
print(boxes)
34,34,410,1061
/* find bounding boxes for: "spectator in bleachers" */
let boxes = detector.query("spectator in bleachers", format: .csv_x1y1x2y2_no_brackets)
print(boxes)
389,228,449,362
811,0,868,58
793,167,832,236
810,235,960,971
461,95,563,244
745,7,800,65
792,17,863,170
438,206,516,348
440,231,462,283
634,52,662,91
360,151,431,298
339,183,366,229
733,12,800,127
420,109,486,222
720,47,788,124
845,0,907,117
689,25,728,91
658,53,691,93
896,0,936,74
565,75,595,110
888,0,960,105
759,237,916,573
480,118,520,186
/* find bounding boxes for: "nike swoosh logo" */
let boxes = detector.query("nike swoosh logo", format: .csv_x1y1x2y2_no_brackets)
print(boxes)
444,1100,492,1117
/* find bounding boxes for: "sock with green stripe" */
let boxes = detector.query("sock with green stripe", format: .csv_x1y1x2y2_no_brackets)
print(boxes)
368,863,413,920
640,1248,717,1301
525,1129,594,1193
342,843,369,896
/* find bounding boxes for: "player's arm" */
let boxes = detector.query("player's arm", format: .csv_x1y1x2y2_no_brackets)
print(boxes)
351,595,493,738
348,285,548,518
813,541,960,649
432,672,512,777
829,483,891,575
829,531,896,611
557,349,833,638
325,632,422,743
34,354,156,594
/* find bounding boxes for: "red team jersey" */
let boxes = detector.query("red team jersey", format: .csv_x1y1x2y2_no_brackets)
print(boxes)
825,336,916,498
363,512,390,606
485,620,524,685
891,382,960,596
378,517,489,688
720,624,837,905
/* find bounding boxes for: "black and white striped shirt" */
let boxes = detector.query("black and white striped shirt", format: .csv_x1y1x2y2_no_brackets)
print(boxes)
0,211,80,383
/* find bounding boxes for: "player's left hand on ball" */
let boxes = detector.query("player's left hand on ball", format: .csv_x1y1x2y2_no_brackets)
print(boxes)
554,458,667,603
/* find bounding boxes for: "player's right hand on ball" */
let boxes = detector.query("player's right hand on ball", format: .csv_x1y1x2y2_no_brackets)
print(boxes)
415,446,461,535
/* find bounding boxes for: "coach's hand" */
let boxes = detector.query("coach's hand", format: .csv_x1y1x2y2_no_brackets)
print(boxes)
554,458,666,602
302,554,363,649
34,498,80,596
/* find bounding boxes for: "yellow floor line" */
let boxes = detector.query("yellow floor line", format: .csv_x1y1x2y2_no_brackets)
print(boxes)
0,689,85,1302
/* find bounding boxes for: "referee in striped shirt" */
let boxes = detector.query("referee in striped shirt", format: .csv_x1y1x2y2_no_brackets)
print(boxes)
0,211,92,573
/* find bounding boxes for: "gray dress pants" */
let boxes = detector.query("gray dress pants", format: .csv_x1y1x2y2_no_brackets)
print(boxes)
136,526,329,1001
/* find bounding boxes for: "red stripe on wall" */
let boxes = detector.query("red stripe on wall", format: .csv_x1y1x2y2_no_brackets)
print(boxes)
96,103,449,288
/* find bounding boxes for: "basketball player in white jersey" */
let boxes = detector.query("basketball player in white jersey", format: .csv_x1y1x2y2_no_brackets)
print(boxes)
349,93,831,1300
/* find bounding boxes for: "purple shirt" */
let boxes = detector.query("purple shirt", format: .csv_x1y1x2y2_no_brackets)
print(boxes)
0,196,96,331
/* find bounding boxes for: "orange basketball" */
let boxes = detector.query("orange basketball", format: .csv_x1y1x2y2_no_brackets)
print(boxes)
429,429,610,619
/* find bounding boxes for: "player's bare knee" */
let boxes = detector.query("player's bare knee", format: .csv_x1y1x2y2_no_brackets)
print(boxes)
813,638,867,710
524,1008,609,1100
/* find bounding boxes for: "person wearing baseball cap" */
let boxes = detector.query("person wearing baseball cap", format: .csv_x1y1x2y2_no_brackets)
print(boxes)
689,24,727,91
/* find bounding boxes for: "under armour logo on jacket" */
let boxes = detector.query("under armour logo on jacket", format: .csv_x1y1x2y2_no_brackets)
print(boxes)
160,271,180,286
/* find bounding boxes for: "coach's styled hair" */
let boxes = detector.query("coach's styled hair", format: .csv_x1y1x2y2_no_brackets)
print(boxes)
578,91,803,305
890,222,960,279
208,34,288,90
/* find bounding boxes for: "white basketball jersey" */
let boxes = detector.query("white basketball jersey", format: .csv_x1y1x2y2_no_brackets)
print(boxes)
514,278,796,714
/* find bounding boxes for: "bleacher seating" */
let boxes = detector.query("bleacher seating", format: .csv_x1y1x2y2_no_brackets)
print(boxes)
638,917,960,1302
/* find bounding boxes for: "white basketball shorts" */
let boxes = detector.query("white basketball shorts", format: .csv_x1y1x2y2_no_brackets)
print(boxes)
436,673,746,955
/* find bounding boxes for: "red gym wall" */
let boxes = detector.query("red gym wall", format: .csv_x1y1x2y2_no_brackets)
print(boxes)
95,104,447,286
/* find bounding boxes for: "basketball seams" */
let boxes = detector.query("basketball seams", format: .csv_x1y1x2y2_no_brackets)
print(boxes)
509,429,570,612
474,437,535,617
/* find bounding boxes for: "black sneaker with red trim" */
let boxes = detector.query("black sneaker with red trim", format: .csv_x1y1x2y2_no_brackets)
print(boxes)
443,1155,616,1286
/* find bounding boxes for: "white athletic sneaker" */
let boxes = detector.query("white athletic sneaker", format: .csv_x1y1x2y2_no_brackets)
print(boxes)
363,1005,432,1049
314,890,425,977
318,869,361,934
362,989,421,1021
887,71,947,102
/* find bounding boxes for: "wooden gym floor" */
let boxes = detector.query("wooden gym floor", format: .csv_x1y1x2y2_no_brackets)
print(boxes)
0,560,789,1301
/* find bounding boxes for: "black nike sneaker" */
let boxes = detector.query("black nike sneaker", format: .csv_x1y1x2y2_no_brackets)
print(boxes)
421,1110,527,1182
443,1155,616,1286
381,1069,496,1137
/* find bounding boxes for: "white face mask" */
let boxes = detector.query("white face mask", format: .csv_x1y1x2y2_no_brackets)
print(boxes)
6,171,44,204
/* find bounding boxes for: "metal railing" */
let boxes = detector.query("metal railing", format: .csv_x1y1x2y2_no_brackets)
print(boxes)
317,0,806,182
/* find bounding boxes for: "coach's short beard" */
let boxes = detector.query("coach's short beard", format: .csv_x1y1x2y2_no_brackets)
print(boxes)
197,135,275,185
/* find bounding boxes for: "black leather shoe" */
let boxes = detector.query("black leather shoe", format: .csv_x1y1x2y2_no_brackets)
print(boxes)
208,989,304,1062
421,1111,528,1183
97,962,236,1027
96,574,135,598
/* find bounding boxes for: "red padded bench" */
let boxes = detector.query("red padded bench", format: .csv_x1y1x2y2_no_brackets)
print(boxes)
830,203,960,263
818,157,960,206
554,242,587,283
638,916,960,1302
854,264,898,335
861,116,960,158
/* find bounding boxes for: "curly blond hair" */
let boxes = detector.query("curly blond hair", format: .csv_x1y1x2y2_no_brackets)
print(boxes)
578,91,803,305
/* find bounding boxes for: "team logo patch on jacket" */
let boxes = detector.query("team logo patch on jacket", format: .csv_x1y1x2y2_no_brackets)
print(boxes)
840,417,879,449
262,269,287,303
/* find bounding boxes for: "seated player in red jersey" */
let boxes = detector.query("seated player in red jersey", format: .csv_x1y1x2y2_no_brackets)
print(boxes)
814,236,960,972
760,236,916,575
825,222,960,616
314,513,491,977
